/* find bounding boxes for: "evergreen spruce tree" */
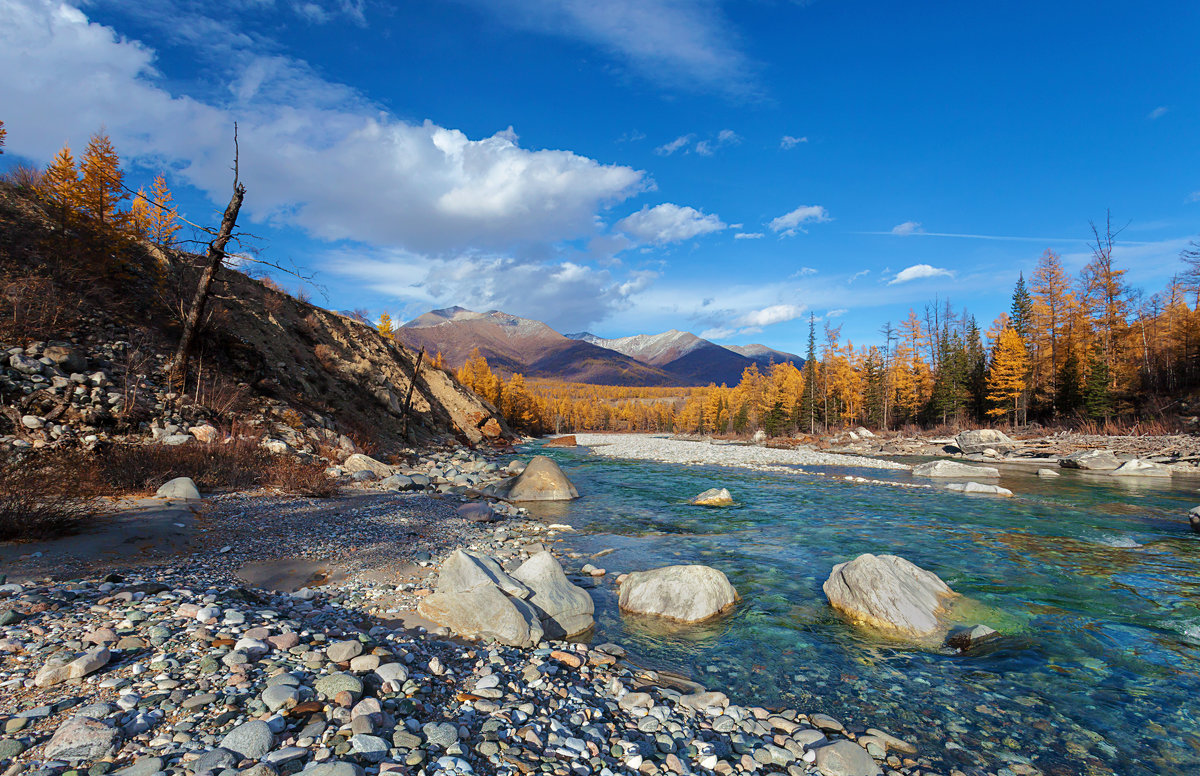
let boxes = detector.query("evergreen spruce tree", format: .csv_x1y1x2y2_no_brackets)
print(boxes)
863,347,886,427
1010,273,1034,342
799,314,818,433
1056,345,1085,415
1083,348,1113,421
965,316,988,422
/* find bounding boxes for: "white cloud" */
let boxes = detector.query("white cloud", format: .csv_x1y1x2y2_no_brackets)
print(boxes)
734,304,805,327
826,308,847,317
462,0,758,96
616,203,726,244
848,269,870,283
780,135,807,149
891,220,923,235
768,204,831,236
1148,106,1169,120
793,267,817,276
699,327,737,340
655,133,695,155
0,0,647,257
734,232,764,239
888,264,954,285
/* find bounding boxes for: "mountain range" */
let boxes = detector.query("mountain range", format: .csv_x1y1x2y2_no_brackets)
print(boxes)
395,307,802,386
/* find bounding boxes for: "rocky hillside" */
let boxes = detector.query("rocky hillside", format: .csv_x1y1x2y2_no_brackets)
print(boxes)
0,185,511,458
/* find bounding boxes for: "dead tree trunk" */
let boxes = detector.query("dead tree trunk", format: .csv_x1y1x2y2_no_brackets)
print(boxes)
168,136,245,389
402,347,425,437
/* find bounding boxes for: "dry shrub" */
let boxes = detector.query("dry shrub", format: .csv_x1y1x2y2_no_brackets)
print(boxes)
262,455,337,497
0,275,82,341
314,343,340,374
0,449,104,542
0,165,43,190
192,372,250,418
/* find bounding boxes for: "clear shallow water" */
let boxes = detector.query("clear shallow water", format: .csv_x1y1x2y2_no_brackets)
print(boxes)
518,442,1200,776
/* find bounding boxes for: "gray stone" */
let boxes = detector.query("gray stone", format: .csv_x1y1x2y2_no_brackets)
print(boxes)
302,762,364,776
822,553,957,639
379,474,413,491
374,663,409,684
691,488,734,506
115,756,164,776
810,740,881,776
430,549,531,599
160,434,193,446
9,354,43,375
457,502,496,522
1060,449,1121,470
43,717,123,762
418,583,544,648
326,640,363,663
954,429,1015,454
261,684,300,712
422,722,458,748
191,748,239,773
511,551,595,638
912,460,1000,478
1110,459,1171,477
219,720,274,760
1036,468,1060,478
618,565,739,623
946,624,1000,651
314,672,363,699
156,477,201,500
21,415,44,429
343,454,394,478
945,482,1013,497
504,455,579,501
349,734,389,762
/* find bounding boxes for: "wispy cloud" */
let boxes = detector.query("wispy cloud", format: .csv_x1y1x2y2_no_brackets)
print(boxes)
791,267,817,277
862,229,1103,244
826,308,848,318
888,264,954,285
655,133,695,155
1148,106,1169,120
891,220,923,235
734,232,764,239
462,0,760,97
780,135,807,149
848,269,870,284
617,129,646,143
768,205,831,237
659,129,741,156
1188,191,1200,204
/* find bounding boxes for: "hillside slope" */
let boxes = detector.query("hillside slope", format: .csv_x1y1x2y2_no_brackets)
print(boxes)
0,186,510,455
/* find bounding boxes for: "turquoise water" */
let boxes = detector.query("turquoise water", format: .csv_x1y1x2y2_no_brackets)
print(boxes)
518,442,1200,776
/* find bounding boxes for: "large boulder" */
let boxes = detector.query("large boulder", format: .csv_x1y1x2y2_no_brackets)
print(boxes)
811,740,882,776
43,717,122,762
912,460,1000,478
504,456,579,501
1060,449,1121,470
416,550,545,647
156,477,200,500
822,554,957,639
543,435,577,448
954,429,1016,455
343,454,395,478
618,565,739,623
1110,459,1171,477
691,488,734,506
945,482,1013,497
511,551,595,638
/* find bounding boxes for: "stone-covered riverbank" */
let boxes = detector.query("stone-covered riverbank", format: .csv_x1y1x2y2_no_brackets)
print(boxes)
0,482,927,776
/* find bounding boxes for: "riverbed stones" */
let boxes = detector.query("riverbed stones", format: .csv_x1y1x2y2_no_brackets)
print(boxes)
503,455,579,501
691,488,734,506
35,646,110,687
1060,449,1122,470
510,551,595,638
1111,458,1172,477
823,553,957,639
945,481,1013,497
912,460,1000,478
811,739,882,776
618,564,739,623
156,476,201,500
955,429,1016,454
220,719,275,760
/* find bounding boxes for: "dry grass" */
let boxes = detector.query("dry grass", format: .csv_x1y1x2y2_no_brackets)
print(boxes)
0,449,104,542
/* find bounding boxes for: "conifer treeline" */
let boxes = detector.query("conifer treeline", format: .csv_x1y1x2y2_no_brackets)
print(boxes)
444,227,1200,436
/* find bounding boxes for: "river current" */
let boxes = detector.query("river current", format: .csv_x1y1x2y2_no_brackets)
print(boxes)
516,440,1200,776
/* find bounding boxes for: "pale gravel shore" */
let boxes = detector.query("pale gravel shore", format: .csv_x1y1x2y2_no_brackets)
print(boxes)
572,433,911,471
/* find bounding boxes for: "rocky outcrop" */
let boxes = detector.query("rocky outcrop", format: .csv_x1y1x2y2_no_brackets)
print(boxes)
543,435,577,448
1060,450,1121,470
618,565,739,623
511,551,595,638
822,554,957,639
691,488,734,506
912,460,1000,478
945,482,1013,497
954,429,1016,455
503,456,579,501
417,549,593,646
1110,459,1171,477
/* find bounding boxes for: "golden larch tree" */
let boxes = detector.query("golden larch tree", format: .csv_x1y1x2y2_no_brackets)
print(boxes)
986,327,1030,421
377,312,395,341
78,131,127,228
127,186,152,238
0,120,6,154
41,144,82,218
147,173,181,247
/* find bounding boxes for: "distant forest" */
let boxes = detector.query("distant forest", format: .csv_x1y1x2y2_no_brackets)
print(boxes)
451,216,1200,437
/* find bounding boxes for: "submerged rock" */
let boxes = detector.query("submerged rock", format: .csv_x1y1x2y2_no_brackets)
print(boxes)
1037,468,1060,478
1189,506,1200,534
504,455,579,501
946,623,1000,651
954,429,1016,455
945,481,1013,497
618,565,739,623
691,487,734,506
822,553,957,639
912,460,1000,478
1060,449,1121,470
1110,459,1171,477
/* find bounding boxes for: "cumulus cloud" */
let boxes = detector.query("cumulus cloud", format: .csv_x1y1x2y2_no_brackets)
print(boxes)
462,0,759,96
888,264,954,285
891,220,923,235
734,232,763,239
616,203,726,244
768,205,831,236
780,135,807,149
1148,106,1169,120
734,304,805,328
0,0,648,258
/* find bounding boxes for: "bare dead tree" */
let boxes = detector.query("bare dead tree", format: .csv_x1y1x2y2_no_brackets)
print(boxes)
401,348,426,438
168,127,246,388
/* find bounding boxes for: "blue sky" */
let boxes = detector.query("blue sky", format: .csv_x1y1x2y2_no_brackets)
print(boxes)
1,0,1197,354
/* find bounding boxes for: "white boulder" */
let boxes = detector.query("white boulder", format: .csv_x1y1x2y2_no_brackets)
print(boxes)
912,460,1000,478
822,554,957,639
618,565,739,623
